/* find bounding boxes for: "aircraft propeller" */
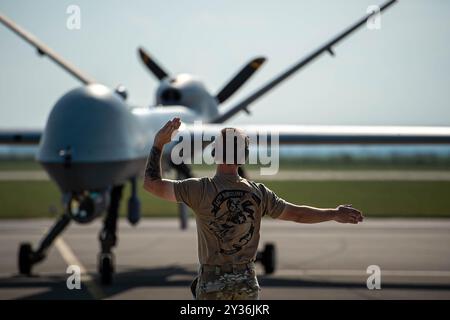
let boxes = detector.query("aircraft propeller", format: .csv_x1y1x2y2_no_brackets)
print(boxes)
138,47,170,81
137,46,266,106
214,57,266,104
137,46,260,225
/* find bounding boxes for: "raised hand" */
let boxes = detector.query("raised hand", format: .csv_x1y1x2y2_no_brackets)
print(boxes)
333,204,364,224
153,117,181,149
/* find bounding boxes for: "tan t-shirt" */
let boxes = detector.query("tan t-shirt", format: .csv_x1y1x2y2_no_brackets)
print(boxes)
173,173,286,265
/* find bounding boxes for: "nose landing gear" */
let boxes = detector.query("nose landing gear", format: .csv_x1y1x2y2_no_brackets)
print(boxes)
97,184,123,285
18,213,72,276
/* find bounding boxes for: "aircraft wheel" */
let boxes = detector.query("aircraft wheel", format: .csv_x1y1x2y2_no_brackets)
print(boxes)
260,243,276,274
18,243,33,275
99,254,114,285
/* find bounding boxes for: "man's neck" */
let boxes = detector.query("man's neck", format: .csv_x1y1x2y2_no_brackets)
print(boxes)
216,164,239,176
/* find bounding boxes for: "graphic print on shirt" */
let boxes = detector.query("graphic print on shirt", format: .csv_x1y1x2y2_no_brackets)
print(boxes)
209,190,261,255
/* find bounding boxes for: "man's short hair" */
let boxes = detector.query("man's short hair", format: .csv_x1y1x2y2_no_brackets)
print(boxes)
213,128,249,165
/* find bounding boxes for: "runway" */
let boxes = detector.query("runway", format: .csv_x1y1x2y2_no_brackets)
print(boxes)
0,218,449,300
2,170,450,181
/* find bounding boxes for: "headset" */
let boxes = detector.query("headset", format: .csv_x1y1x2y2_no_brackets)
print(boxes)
211,128,249,165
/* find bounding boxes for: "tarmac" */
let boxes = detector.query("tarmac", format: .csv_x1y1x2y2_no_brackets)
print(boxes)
0,218,449,300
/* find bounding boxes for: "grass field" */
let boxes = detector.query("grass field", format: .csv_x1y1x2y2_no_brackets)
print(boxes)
1,159,450,218
0,160,42,171
1,179,449,218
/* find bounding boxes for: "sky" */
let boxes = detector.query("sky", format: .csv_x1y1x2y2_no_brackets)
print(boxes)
0,0,449,129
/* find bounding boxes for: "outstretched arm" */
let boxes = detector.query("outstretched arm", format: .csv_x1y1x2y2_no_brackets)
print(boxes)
278,203,363,224
143,117,181,202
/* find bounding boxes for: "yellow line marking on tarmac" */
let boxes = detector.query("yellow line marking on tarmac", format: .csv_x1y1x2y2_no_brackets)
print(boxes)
55,237,105,299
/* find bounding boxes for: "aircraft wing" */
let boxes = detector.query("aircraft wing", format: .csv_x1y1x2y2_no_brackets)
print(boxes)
0,129,42,145
0,12,95,84
212,0,397,123
2,124,449,147
178,124,450,145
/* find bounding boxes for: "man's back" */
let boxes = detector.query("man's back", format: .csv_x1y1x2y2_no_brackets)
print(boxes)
174,173,286,265
143,118,363,300
174,173,285,299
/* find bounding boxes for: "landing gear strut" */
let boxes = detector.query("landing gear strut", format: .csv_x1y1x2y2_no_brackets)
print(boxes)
17,182,127,285
18,213,71,275
98,252,114,285
256,243,276,274
98,184,123,285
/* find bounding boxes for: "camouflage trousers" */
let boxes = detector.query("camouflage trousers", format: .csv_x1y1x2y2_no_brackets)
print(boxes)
193,263,260,300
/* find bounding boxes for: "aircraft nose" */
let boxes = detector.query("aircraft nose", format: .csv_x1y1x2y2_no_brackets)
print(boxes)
37,84,146,192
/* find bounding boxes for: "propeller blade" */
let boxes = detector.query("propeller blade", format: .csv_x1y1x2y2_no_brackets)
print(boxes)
138,47,169,80
215,57,266,104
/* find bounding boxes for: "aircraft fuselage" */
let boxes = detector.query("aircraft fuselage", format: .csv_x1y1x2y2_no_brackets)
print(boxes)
37,83,212,192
